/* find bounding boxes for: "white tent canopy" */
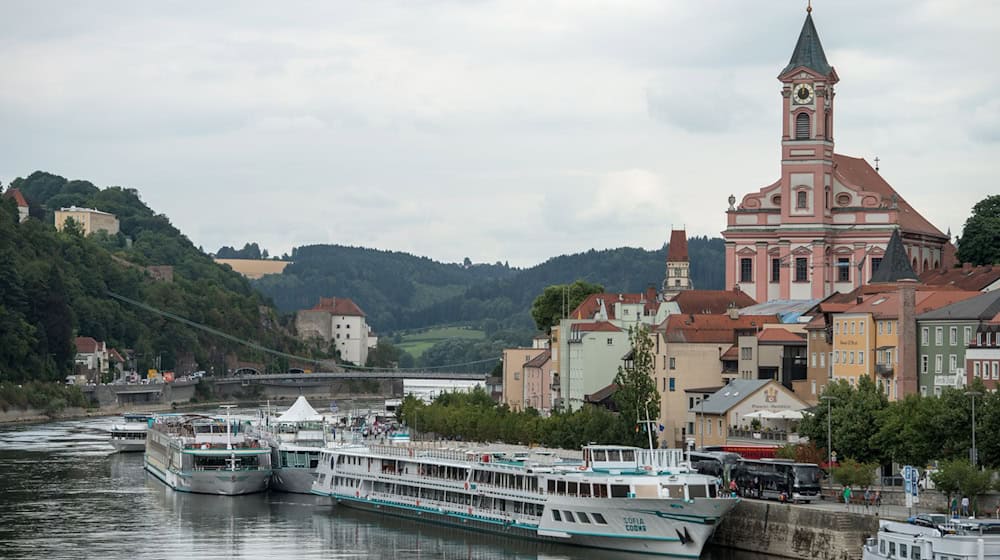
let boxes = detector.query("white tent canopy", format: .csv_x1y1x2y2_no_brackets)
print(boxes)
743,410,770,419
276,396,323,423
768,409,804,420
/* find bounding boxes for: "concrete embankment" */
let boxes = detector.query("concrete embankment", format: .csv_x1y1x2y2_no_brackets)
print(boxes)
710,499,877,560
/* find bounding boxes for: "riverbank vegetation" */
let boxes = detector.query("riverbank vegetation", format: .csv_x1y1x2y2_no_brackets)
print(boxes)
1,172,308,383
0,382,89,414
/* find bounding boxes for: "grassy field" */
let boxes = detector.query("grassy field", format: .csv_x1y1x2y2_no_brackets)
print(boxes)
396,326,485,359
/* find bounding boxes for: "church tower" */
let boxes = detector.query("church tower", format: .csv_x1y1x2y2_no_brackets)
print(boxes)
778,6,839,226
722,6,951,304
662,228,693,298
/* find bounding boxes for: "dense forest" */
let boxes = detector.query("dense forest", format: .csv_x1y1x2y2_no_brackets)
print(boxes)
252,238,726,333
0,171,307,382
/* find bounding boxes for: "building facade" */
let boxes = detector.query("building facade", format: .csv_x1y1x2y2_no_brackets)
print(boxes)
522,350,556,414
918,290,1000,394
295,297,377,365
501,347,546,412
55,206,120,235
722,10,951,302
662,229,693,299
688,379,809,449
3,188,29,222
967,324,1000,389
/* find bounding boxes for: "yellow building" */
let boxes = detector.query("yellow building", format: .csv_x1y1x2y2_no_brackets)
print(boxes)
214,258,291,279
55,206,119,236
830,311,875,387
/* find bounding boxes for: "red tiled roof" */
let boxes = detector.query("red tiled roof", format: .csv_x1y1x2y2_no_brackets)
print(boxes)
667,229,689,262
572,322,622,333
720,345,739,360
569,292,658,320
3,188,28,208
842,290,980,318
757,328,806,344
109,348,125,362
74,336,100,354
833,154,946,239
669,289,756,315
919,265,1000,292
524,349,551,368
804,314,827,329
310,297,366,317
660,314,779,344
584,383,619,403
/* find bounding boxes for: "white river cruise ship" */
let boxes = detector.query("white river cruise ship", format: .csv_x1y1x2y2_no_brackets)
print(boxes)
144,412,272,495
312,443,738,557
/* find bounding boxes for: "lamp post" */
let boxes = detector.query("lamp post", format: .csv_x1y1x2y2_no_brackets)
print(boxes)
966,391,981,467
820,395,837,469
699,396,706,450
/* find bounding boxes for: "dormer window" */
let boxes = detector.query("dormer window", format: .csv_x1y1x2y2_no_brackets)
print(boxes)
795,112,810,139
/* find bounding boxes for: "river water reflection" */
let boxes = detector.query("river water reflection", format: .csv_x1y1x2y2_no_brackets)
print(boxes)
0,416,782,559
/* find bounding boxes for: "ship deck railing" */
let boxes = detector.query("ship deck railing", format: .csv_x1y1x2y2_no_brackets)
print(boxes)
363,443,578,467
364,490,540,525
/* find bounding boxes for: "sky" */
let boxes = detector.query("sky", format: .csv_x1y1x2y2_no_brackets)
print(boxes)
1,1,998,268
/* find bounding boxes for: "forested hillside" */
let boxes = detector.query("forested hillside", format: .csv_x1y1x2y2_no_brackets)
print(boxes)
252,237,725,333
0,171,307,382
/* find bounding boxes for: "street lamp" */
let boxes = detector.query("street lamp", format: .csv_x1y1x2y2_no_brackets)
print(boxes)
966,391,982,467
820,395,838,469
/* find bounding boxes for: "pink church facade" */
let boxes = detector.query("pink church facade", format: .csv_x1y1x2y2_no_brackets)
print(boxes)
722,10,952,303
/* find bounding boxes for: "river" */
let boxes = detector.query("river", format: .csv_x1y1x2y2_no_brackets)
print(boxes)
0,416,784,559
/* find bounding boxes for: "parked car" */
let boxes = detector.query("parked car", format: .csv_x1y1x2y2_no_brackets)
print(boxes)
907,513,949,530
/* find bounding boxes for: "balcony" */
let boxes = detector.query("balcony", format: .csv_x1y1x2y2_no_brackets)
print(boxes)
875,363,894,377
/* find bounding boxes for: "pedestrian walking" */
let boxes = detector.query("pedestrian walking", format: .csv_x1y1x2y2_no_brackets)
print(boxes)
874,490,882,515
864,487,871,512
729,479,738,498
951,496,959,518
961,496,971,517
843,485,853,511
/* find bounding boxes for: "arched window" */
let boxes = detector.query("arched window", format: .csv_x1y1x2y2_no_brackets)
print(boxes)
796,191,808,209
825,112,832,140
912,258,918,271
795,113,811,139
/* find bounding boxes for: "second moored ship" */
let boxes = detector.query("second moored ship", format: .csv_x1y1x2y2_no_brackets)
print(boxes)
144,410,272,495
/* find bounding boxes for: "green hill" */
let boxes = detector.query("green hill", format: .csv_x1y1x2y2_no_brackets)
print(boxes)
251,238,726,334
0,171,308,382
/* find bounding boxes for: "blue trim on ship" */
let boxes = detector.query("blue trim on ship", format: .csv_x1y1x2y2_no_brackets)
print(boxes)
311,491,708,557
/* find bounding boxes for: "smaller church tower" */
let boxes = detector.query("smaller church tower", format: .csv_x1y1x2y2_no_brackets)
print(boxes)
663,229,693,298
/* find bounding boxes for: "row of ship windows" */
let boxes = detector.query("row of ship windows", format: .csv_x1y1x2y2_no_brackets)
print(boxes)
551,509,608,525
879,539,920,560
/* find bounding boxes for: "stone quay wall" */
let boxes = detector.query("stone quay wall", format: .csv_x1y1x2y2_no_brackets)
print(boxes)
710,500,877,560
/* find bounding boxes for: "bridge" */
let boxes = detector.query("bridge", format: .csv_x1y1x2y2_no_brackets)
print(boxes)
217,371,488,384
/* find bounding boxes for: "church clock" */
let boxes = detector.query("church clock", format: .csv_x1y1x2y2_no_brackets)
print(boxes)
793,83,814,104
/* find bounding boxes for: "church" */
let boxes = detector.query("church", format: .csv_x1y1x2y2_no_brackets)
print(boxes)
722,8,953,303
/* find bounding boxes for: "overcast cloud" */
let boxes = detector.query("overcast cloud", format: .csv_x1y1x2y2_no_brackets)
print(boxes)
1,1,997,267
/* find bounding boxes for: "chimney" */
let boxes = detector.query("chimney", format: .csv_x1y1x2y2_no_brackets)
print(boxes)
728,306,739,320
646,285,657,303
897,280,919,397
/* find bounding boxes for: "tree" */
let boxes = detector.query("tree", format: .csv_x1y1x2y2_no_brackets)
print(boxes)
957,194,1000,265
798,378,888,464
613,324,660,448
831,458,878,488
530,280,604,333
932,459,993,514
775,441,826,465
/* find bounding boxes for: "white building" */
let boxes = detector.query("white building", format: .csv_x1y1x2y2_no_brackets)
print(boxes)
295,297,377,366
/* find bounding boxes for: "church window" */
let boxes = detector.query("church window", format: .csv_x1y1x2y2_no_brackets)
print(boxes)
740,258,753,283
825,112,831,140
771,258,781,283
795,112,810,139
794,258,808,282
871,257,883,276
796,191,808,209
836,193,851,206
771,194,782,206
837,258,850,282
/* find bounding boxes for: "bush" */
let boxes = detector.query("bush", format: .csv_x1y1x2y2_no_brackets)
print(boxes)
832,458,878,488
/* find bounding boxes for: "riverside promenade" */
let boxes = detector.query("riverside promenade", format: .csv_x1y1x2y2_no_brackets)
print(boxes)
710,495,933,560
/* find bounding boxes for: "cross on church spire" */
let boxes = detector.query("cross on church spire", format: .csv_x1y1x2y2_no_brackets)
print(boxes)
874,156,880,172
